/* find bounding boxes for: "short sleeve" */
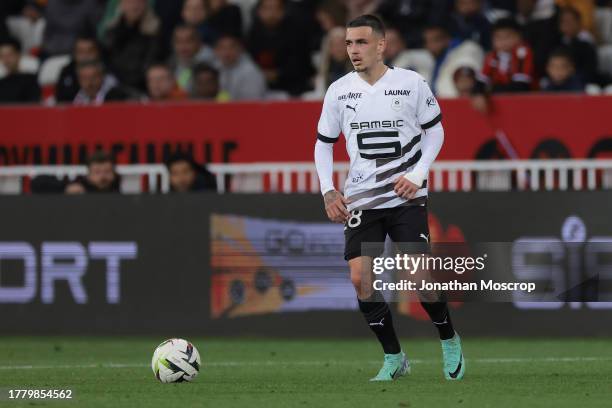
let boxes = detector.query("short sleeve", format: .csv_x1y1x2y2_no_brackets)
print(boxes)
415,76,442,130
317,85,341,143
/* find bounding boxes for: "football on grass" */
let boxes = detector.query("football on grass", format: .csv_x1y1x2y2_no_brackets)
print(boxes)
152,338,201,383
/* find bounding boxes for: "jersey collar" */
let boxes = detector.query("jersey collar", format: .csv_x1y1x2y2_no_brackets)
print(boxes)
353,65,393,92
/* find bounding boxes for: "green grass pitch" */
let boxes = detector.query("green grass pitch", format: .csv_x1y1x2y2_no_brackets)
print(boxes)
1,337,611,407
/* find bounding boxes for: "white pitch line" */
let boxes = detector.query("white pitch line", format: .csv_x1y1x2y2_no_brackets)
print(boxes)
0,356,610,370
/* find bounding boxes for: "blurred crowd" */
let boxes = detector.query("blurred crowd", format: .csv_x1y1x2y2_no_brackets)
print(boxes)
1,0,612,106
31,150,218,194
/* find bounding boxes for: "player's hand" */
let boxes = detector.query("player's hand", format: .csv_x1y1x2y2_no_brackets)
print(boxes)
65,183,86,195
394,176,419,200
323,190,350,223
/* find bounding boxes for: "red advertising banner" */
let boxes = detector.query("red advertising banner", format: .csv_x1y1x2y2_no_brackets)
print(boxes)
0,95,610,165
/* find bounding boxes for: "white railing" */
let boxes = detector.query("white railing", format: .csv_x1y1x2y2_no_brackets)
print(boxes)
0,165,169,194
1,160,612,194
208,160,612,193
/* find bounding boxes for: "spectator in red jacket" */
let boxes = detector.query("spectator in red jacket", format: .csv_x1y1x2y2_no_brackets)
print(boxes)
479,18,535,93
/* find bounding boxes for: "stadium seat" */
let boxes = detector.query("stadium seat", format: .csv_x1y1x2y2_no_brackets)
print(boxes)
596,7,612,44
598,45,612,77
585,83,602,95
38,55,71,86
265,90,291,100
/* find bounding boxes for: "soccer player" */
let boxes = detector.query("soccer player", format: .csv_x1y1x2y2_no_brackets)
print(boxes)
314,15,465,382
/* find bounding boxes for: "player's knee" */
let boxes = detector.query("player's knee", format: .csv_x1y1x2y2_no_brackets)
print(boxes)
350,269,362,291
349,264,371,297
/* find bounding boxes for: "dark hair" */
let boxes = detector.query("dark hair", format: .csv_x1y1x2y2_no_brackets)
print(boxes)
87,150,115,167
76,59,105,72
192,62,219,79
547,47,575,66
0,37,21,53
173,24,200,40
560,6,581,23
530,139,571,159
423,24,450,36
146,63,172,75
214,33,244,46
74,34,101,51
165,152,197,170
347,14,385,36
492,18,521,34
257,0,286,10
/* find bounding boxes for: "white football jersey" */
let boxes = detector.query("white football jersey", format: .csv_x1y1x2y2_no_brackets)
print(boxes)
317,66,442,211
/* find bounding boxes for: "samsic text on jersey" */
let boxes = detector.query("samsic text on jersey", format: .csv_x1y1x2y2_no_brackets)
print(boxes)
317,67,442,211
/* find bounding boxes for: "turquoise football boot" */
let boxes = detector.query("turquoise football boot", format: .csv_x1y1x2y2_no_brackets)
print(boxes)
441,332,465,380
370,351,410,381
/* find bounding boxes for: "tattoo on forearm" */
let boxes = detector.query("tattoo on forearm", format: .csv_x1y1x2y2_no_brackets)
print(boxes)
324,190,340,206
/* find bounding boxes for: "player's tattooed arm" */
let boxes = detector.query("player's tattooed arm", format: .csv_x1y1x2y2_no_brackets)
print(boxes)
324,190,350,223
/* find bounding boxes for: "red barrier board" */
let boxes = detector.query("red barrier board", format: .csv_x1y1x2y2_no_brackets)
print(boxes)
0,95,610,165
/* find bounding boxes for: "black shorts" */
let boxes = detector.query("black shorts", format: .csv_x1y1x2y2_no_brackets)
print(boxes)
344,202,430,261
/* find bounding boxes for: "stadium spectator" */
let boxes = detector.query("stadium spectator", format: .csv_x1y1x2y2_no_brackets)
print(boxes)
5,0,45,56
313,27,352,93
181,0,242,46
191,62,229,101
453,66,477,96
345,0,382,22
487,0,516,13
169,24,216,93
0,27,40,77
213,34,267,100
55,35,104,103
516,0,560,78
540,48,584,92
556,0,596,36
166,152,217,193
479,18,535,93
102,0,162,91
181,0,207,40
382,26,431,75
376,0,433,48
201,0,243,44
0,1,26,22
247,0,315,96
31,175,67,194
314,0,347,35
0,37,40,104
557,6,599,84
146,63,187,102
73,59,133,105
42,0,102,56
152,0,185,55
65,151,121,194
420,25,484,97
448,0,492,50
384,27,410,66
0,19,9,44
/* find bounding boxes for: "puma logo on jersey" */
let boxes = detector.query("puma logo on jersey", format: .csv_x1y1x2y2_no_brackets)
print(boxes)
420,233,429,242
346,104,357,112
